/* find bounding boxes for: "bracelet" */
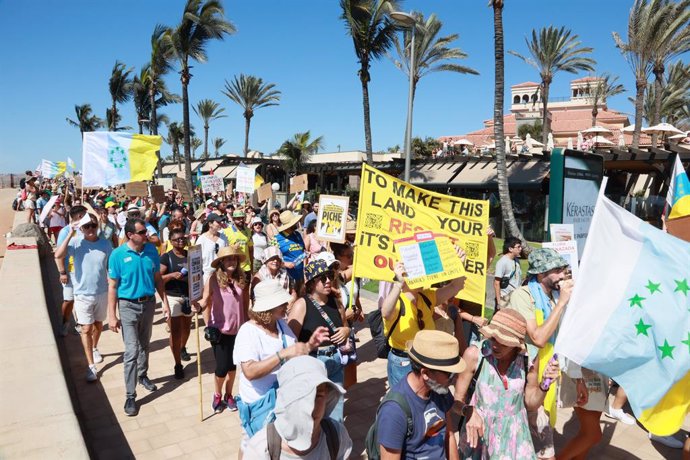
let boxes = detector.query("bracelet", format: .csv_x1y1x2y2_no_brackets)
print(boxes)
60,271,67,275
275,351,286,366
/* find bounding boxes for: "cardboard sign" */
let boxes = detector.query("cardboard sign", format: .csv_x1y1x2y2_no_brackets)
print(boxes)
187,245,204,302
316,195,350,243
150,185,166,203
235,165,255,194
200,175,224,194
257,183,273,203
226,182,234,196
666,214,690,243
174,177,192,202
125,181,148,197
74,176,82,190
290,174,308,194
394,231,465,289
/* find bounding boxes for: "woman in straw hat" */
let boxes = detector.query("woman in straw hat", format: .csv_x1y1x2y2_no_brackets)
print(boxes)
251,246,296,310
196,244,247,413
233,280,329,452
271,210,307,293
455,309,560,460
288,259,350,422
266,209,281,241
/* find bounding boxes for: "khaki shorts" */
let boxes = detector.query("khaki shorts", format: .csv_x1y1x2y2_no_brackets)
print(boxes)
73,292,108,325
527,406,555,459
168,295,193,318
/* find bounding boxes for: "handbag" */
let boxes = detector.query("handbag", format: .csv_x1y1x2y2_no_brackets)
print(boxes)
204,326,221,344
308,297,357,364
236,322,288,437
499,260,518,289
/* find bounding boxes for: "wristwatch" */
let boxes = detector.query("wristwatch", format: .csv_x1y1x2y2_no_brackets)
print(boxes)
276,351,286,366
60,271,67,275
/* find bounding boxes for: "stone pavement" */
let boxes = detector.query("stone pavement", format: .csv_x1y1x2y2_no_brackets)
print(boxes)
46,265,686,459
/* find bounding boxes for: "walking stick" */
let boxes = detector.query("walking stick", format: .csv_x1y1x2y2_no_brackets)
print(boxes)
195,312,203,422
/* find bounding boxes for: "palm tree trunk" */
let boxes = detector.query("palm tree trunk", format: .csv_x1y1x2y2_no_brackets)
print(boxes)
203,125,209,159
633,77,646,149
243,116,251,156
111,101,117,131
361,75,373,164
150,80,162,178
591,106,598,127
182,76,193,197
541,82,550,146
493,1,526,246
651,69,663,148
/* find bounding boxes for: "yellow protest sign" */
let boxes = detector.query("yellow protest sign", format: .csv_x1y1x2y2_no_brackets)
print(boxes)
354,164,489,306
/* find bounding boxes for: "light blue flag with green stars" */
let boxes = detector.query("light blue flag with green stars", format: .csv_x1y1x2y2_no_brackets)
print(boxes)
555,185,690,436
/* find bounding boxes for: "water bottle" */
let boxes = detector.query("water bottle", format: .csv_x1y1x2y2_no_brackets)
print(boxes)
180,267,188,276
540,353,559,391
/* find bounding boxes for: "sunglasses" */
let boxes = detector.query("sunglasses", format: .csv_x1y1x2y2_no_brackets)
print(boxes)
134,229,147,236
81,223,97,230
172,237,187,243
316,272,335,284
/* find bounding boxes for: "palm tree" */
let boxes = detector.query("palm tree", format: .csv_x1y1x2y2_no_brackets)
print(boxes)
587,74,625,126
169,0,235,194
191,136,203,159
509,26,596,145
193,99,226,159
132,66,151,134
490,0,526,246
213,137,226,157
648,0,690,147
106,109,132,132
340,0,399,162
108,60,134,131
613,0,668,148
149,24,176,177
66,104,104,138
390,12,478,144
165,121,185,170
638,61,690,124
277,131,324,175
222,74,281,156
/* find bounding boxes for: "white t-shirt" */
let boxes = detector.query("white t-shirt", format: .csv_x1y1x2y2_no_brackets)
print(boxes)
233,319,296,404
244,420,352,460
196,233,228,281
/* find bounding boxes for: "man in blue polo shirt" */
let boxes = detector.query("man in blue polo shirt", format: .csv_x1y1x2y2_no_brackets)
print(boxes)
108,218,170,416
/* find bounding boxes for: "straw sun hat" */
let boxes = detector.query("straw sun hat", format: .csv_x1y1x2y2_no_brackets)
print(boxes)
252,279,292,313
479,309,527,352
277,210,301,232
405,330,466,374
211,244,246,269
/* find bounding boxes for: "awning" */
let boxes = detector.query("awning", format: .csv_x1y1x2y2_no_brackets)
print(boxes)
409,163,462,186
226,163,259,179
212,165,236,179
198,159,224,174
449,160,548,189
161,163,182,175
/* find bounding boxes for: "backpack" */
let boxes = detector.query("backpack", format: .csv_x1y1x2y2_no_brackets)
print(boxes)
365,391,413,460
266,417,339,460
367,298,404,359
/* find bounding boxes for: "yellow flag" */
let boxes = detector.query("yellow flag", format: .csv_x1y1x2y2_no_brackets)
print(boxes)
254,173,265,190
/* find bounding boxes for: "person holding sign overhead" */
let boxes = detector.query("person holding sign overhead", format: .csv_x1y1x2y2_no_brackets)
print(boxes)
379,245,468,388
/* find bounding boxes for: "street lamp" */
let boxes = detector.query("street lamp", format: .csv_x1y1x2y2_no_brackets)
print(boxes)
390,11,416,183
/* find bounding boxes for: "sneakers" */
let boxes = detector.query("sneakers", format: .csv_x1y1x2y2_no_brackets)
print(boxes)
180,347,191,362
604,407,635,425
139,375,158,392
92,348,103,364
212,393,225,413
86,365,98,382
224,394,237,412
124,397,138,416
174,363,184,380
648,432,684,449
59,322,70,337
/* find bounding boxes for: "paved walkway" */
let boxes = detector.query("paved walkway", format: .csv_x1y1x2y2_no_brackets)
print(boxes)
48,260,688,460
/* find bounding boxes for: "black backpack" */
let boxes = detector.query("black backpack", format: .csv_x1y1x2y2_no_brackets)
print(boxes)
267,417,339,460
365,391,413,460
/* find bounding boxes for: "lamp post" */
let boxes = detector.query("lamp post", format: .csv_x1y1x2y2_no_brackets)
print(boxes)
390,11,416,183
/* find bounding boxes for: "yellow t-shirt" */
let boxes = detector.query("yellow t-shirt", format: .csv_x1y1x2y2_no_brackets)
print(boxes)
222,226,253,272
383,289,437,351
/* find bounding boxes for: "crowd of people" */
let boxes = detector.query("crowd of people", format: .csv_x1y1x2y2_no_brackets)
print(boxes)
14,170,690,459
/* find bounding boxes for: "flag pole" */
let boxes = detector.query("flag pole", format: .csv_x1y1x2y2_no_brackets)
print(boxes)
195,312,203,422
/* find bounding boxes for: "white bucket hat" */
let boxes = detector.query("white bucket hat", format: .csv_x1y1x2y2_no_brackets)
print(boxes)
314,251,340,270
273,356,345,451
252,279,292,313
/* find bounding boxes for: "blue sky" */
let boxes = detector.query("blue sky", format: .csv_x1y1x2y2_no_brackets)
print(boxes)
0,0,641,173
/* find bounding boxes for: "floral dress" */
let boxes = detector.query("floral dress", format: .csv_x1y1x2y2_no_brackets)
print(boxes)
458,341,536,460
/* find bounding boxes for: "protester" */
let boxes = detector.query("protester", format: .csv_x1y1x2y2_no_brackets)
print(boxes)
508,248,581,460
24,175,38,223
199,245,248,413
233,280,329,451
375,330,463,459
48,197,66,244
36,190,50,231
380,247,468,388
303,201,319,231
196,213,228,283
303,219,326,263
251,246,297,308
288,259,350,422
107,218,171,416
250,216,269,273
118,204,160,247
455,309,560,459
55,204,87,337
271,210,307,294
223,209,254,282
189,208,206,243
266,209,281,241
96,205,119,248
244,355,352,459
493,236,522,310
160,228,193,379
55,213,112,382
